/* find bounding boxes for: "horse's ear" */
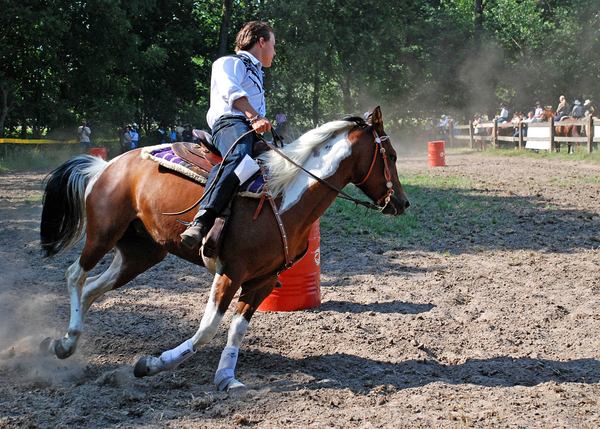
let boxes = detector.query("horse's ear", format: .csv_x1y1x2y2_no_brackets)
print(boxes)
371,106,383,133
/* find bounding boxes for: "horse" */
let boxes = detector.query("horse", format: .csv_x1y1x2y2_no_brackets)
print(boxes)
39,106,410,395
539,108,580,153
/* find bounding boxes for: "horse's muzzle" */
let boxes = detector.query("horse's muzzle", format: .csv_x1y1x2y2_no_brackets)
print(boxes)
382,193,410,216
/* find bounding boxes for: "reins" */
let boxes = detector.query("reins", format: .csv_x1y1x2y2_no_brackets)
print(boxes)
166,123,395,217
263,127,393,212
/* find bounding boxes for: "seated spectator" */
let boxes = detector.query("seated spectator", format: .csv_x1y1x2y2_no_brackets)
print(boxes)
555,95,569,122
496,103,509,123
584,99,596,118
571,100,583,118
521,111,534,137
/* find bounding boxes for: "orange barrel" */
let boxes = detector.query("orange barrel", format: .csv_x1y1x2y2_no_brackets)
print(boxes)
258,221,321,312
428,141,445,167
89,147,107,161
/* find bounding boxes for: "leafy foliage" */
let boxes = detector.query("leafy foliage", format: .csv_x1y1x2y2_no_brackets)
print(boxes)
1,0,598,140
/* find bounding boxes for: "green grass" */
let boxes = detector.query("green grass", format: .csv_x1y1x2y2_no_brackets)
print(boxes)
449,146,600,164
0,145,81,171
321,172,538,248
0,140,122,171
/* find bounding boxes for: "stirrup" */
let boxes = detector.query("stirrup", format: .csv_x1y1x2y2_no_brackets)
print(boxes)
180,223,208,249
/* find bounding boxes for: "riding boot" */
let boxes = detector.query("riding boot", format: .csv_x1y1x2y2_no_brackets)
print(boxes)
180,209,216,249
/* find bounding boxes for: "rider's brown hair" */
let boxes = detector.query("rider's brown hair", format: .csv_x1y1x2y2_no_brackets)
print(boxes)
235,21,274,53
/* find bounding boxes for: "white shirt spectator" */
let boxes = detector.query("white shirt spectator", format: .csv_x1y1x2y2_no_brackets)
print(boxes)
500,107,509,120
78,125,91,143
206,51,266,129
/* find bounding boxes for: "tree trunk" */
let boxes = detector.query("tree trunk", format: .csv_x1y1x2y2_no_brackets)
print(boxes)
217,0,234,58
474,0,484,44
311,68,320,128
0,85,9,138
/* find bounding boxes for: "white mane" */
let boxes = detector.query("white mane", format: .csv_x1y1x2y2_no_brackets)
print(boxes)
257,119,359,200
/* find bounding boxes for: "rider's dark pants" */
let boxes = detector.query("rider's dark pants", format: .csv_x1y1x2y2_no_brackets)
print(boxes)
195,116,255,220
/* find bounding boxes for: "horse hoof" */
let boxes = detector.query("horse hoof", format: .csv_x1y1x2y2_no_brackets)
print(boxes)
226,379,248,397
54,339,74,360
133,356,151,378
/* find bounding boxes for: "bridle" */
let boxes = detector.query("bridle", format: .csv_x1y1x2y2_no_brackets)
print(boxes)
351,129,395,212
264,126,396,213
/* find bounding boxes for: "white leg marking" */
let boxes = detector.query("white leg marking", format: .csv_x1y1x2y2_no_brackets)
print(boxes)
190,275,226,347
212,313,250,392
64,258,88,352
227,313,249,349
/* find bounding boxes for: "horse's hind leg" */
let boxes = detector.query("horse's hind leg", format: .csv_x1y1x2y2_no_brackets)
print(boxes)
46,257,89,358
48,216,166,359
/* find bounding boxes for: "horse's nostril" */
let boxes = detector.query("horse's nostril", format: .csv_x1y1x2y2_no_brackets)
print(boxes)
404,200,410,209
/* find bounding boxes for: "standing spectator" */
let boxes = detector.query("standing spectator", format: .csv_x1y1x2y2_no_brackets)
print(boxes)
555,95,569,122
473,114,486,151
169,126,178,142
157,122,168,144
496,103,509,123
437,114,450,143
182,124,194,142
130,123,140,149
122,125,132,152
533,101,543,122
176,121,185,141
78,119,92,153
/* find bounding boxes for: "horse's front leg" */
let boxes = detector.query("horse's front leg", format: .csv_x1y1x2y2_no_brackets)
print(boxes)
133,271,241,378
214,275,278,395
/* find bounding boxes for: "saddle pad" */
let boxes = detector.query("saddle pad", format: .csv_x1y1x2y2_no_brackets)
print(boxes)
141,144,264,197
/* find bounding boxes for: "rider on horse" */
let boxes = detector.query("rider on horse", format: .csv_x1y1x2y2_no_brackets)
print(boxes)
180,21,276,249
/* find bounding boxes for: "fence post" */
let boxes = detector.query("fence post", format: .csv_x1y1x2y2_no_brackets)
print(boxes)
493,121,498,148
518,122,523,150
449,122,454,148
549,117,555,152
588,116,594,154
469,121,474,149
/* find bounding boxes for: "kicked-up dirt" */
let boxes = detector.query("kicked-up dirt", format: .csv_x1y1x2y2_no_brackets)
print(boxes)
1,152,599,428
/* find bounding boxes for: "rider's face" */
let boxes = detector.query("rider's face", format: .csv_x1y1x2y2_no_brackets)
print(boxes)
259,34,276,68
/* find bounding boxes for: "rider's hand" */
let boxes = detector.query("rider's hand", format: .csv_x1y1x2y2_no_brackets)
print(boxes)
251,116,273,134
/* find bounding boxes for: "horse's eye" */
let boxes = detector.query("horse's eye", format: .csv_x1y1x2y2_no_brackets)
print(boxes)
390,153,397,163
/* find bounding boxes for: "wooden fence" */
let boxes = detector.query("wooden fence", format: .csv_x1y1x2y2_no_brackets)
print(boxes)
447,116,599,153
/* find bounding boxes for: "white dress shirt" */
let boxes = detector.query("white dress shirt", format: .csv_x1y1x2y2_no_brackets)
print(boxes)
206,51,266,129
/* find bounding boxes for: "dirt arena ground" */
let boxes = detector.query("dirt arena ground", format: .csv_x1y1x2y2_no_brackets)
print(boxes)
1,152,599,428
